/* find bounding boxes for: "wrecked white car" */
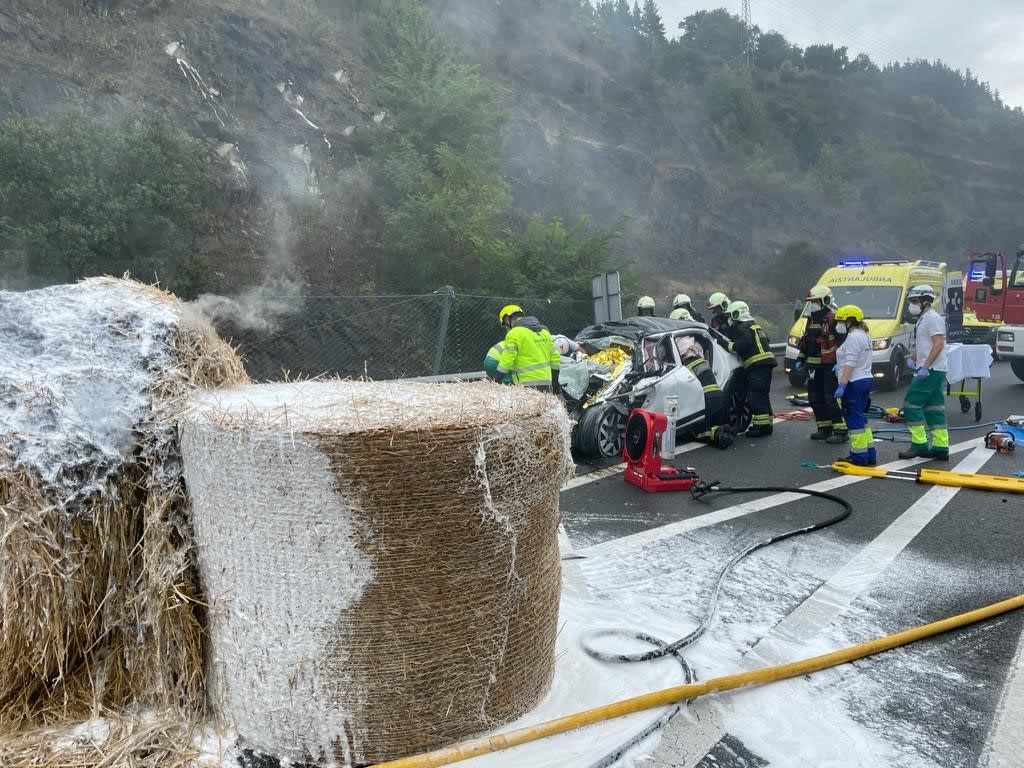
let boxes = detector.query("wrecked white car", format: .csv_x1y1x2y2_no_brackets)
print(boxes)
562,317,752,459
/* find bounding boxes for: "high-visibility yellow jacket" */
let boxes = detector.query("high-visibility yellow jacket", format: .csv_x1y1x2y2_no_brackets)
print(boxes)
484,342,509,383
496,316,559,386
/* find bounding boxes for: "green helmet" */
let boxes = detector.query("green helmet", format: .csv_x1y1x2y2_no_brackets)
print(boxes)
637,295,656,310
707,292,730,312
672,293,692,309
727,300,750,319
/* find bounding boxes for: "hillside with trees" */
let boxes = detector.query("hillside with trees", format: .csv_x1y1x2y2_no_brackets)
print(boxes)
1,0,1022,312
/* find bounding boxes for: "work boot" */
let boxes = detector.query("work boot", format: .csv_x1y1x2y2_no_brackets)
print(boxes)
714,426,736,449
745,425,773,438
826,430,849,445
810,428,832,440
927,447,949,461
844,451,877,467
898,443,930,460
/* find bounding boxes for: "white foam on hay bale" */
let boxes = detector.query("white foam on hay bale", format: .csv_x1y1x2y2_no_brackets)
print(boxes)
180,380,574,765
0,278,247,727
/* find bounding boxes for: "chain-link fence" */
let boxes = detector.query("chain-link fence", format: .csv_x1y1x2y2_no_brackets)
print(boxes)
229,290,594,381
228,290,797,381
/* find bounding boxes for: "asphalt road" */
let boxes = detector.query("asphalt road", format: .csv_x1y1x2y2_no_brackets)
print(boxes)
558,361,1024,768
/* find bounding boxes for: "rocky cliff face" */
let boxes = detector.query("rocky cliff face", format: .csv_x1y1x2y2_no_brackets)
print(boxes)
3,0,1023,300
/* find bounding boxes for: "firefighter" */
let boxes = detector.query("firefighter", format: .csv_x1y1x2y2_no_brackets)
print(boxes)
675,336,734,449
706,292,731,331
833,304,876,466
723,300,776,437
672,293,705,323
491,305,561,394
898,285,949,461
796,285,847,443
637,296,657,317
669,307,693,321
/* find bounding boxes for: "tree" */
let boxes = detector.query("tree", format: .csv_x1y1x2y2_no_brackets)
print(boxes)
679,9,749,61
0,115,219,297
755,31,800,70
639,0,665,43
803,44,849,75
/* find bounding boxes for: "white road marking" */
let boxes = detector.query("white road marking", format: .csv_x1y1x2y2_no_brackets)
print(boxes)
579,439,983,558
979,617,1024,768
647,445,995,768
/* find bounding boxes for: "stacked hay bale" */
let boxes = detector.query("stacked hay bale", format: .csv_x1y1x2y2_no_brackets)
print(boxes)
180,381,573,765
0,278,247,730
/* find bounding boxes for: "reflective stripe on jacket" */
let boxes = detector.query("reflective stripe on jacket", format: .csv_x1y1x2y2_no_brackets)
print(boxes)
727,321,777,368
798,310,839,366
496,317,557,385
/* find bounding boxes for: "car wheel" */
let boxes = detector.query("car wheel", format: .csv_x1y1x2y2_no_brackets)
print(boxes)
574,403,626,459
728,385,752,434
1011,359,1024,382
884,352,906,391
787,368,807,388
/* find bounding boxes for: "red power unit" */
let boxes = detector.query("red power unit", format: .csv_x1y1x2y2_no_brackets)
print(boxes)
623,408,700,493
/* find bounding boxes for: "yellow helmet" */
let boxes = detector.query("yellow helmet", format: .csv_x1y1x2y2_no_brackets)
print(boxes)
669,307,692,320
672,293,691,309
498,304,523,325
637,295,656,310
833,304,864,323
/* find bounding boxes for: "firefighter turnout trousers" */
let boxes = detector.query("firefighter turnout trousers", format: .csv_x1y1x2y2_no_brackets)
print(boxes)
808,365,847,436
746,364,774,435
684,356,730,446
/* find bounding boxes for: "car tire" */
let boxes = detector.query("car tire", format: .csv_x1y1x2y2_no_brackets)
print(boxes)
1011,359,1024,382
787,368,807,388
883,351,907,391
574,403,626,459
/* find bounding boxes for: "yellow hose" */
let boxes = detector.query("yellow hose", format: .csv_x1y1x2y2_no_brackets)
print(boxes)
372,593,1024,768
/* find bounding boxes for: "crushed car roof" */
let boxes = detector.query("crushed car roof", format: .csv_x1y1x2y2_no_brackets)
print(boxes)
575,316,707,343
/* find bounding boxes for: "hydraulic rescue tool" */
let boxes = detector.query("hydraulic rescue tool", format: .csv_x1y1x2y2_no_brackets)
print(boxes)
622,408,700,492
832,462,1024,493
985,430,1016,453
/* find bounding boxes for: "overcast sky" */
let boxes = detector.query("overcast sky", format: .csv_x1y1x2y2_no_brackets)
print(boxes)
656,1,1024,108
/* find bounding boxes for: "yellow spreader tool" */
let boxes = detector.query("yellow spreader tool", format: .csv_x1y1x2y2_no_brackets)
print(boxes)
832,462,1024,494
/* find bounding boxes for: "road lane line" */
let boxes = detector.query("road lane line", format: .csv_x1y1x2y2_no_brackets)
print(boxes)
648,444,994,768
580,438,983,558
979,618,1024,768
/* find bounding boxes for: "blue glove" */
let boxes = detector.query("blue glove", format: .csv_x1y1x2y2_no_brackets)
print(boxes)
833,364,840,378
914,365,929,379
794,360,804,372
905,358,918,371
835,383,847,399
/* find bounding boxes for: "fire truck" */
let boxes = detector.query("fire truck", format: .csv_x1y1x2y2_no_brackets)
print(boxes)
965,247,1024,381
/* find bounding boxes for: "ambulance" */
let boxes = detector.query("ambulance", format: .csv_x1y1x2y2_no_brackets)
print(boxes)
784,259,946,389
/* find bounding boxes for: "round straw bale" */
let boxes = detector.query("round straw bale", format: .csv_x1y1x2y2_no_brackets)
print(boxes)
179,380,573,765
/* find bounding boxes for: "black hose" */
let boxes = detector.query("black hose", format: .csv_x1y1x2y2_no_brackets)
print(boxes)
580,482,853,767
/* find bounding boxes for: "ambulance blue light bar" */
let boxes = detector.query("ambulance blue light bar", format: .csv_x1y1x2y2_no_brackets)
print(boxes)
838,259,870,267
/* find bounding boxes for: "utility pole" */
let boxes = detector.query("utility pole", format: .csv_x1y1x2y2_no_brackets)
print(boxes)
742,0,753,68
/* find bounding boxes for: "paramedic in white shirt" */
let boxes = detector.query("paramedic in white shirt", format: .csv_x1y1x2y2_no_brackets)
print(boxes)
833,305,876,466
898,285,950,461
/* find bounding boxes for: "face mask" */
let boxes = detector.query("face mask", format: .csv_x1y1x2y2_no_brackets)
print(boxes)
908,303,922,317
835,322,848,334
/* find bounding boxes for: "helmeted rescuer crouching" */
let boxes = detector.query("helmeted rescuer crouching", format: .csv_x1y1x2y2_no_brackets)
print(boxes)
488,304,561,395
833,304,876,466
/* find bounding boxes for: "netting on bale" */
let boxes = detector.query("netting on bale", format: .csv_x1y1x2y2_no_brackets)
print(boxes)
0,278,247,736
180,380,574,766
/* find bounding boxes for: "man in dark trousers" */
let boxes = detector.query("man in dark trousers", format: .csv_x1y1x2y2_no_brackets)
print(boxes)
796,285,847,443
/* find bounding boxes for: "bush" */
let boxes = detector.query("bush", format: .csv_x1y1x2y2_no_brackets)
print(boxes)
0,115,220,298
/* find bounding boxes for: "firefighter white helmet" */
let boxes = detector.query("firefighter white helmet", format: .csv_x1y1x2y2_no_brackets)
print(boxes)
669,307,692,321
707,292,730,311
907,284,937,302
